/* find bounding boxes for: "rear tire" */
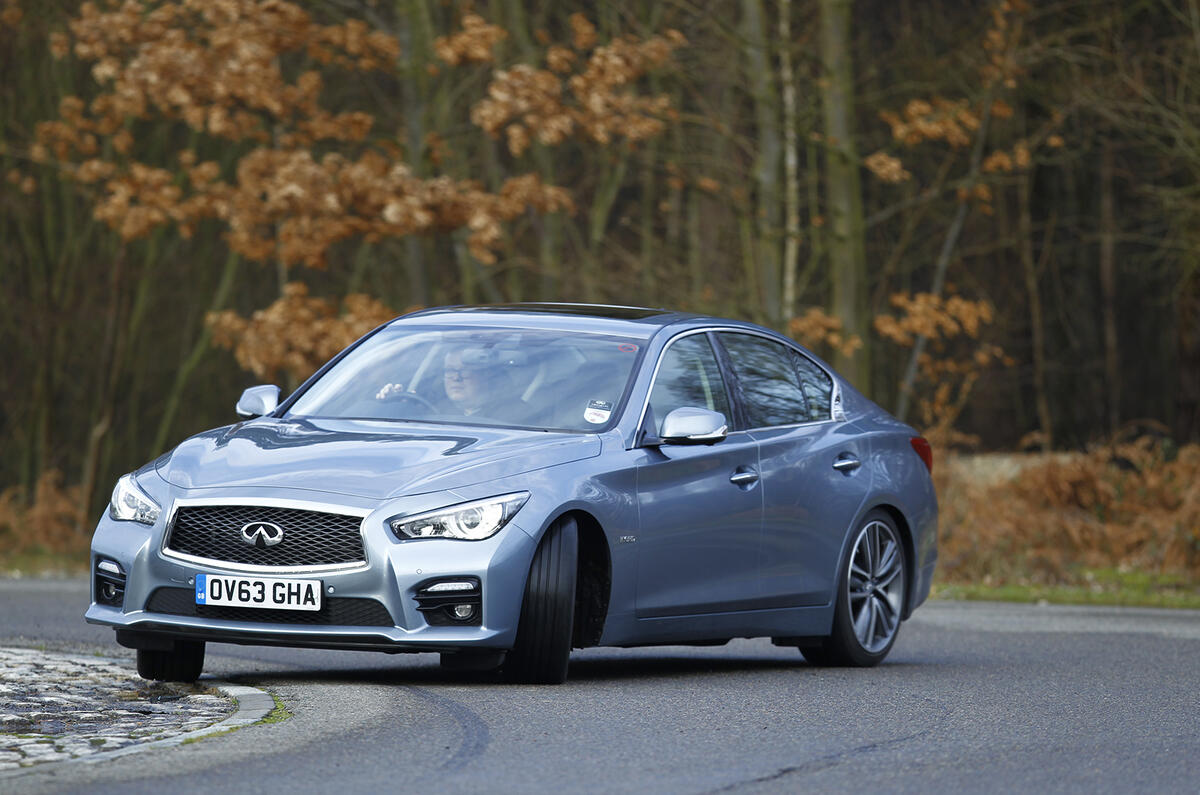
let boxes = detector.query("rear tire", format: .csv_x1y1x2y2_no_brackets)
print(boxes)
503,516,578,684
802,510,907,667
136,640,205,682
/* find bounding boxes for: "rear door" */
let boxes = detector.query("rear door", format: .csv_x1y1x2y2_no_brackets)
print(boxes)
634,332,765,617
716,332,872,607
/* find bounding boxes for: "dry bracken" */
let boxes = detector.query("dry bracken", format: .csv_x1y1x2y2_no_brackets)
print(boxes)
938,440,1200,585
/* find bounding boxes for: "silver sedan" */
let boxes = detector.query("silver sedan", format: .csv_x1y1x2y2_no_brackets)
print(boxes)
87,304,937,684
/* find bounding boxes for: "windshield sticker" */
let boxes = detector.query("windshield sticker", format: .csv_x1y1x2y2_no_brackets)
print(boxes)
584,399,613,424
617,343,638,353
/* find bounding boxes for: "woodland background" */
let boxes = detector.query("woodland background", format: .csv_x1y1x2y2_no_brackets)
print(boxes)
1,0,1198,594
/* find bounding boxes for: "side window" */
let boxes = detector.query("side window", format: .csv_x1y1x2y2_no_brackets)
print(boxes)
648,335,732,433
718,333,810,428
790,350,833,421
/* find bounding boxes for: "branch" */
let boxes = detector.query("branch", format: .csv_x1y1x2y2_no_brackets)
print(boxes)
895,86,997,422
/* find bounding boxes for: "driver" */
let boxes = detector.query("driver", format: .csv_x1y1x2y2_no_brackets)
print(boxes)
442,347,496,416
373,345,509,419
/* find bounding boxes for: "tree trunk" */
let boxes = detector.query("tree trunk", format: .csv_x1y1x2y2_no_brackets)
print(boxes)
1099,141,1120,438
687,189,702,307
779,0,802,329
1177,272,1200,442
639,139,658,305
1020,168,1053,450
818,0,869,391
743,0,781,326
799,136,824,310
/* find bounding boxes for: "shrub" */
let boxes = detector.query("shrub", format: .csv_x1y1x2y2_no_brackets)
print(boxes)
938,440,1200,585
0,470,88,563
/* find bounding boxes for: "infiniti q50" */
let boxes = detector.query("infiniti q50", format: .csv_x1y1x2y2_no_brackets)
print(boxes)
87,304,937,684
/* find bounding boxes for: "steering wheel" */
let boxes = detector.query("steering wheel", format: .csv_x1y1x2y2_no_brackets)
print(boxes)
381,391,438,414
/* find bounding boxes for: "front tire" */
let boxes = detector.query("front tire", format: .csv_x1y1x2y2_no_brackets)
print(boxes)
136,640,206,682
802,510,907,667
503,516,578,684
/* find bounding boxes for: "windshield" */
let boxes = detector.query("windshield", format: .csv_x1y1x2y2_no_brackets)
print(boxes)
286,326,643,431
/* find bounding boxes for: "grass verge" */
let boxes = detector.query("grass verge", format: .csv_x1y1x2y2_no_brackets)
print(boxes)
932,568,1200,609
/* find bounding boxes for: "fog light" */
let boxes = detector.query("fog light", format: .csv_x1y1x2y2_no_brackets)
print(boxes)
414,577,481,626
94,558,127,608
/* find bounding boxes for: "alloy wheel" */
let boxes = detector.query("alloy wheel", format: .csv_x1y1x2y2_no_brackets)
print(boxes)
846,520,905,654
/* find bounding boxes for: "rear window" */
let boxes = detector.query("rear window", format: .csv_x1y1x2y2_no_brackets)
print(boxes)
717,332,812,428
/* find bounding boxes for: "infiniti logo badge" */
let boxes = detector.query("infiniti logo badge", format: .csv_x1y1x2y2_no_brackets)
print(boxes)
240,521,284,549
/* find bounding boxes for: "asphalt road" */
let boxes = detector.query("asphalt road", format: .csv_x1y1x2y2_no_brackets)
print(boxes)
2,577,1198,794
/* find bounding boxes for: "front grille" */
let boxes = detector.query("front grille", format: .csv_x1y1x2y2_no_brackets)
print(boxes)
145,587,394,626
165,505,365,568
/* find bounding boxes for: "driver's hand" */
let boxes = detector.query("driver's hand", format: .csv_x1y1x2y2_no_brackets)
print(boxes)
375,383,406,400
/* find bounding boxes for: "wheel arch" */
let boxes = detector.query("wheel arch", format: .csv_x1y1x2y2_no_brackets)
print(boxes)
539,508,612,648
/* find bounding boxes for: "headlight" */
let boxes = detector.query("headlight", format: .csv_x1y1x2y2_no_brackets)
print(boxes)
109,473,161,525
390,492,529,541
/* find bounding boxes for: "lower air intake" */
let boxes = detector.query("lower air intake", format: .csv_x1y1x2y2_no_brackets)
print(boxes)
145,588,393,626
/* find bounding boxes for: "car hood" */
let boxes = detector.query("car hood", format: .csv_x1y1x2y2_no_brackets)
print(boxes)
156,417,601,499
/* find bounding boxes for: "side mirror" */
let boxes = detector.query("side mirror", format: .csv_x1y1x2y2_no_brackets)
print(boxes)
660,407,728,445
235,385,280,419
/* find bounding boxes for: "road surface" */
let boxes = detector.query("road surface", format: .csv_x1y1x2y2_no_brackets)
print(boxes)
2,577,1197,793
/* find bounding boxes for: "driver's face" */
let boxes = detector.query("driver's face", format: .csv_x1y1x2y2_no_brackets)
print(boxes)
443,351,486,411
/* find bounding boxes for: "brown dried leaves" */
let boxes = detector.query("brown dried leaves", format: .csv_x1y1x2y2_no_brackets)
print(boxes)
217,150,572,267
0,0,22,30
875,292,1008,444
939,440,1200,584
0,470,86,556
788,307,862,358
863,151,912,184
207,282,396,383
471,14,686,156
434,14,506,66
880,98,980,149
872,1,1053,198
37,1,581,267
52,0,399,146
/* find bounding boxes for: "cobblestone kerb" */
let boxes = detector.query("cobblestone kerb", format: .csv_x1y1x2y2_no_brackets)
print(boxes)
0,647,271,771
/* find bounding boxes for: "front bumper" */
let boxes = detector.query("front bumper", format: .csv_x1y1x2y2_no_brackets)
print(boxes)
85,497,539,653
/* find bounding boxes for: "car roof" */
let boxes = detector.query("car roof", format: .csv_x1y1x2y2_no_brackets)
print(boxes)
394,303,722,339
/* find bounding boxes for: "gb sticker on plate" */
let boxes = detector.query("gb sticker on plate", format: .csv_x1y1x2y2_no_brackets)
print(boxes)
583,399,613,424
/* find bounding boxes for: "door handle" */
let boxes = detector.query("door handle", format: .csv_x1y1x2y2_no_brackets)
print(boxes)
729,469,760,486
832,455,861,473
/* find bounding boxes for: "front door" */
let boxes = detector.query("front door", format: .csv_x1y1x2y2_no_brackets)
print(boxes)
634,333,764,617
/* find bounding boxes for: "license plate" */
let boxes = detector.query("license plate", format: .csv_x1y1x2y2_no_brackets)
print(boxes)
195,574,322,612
